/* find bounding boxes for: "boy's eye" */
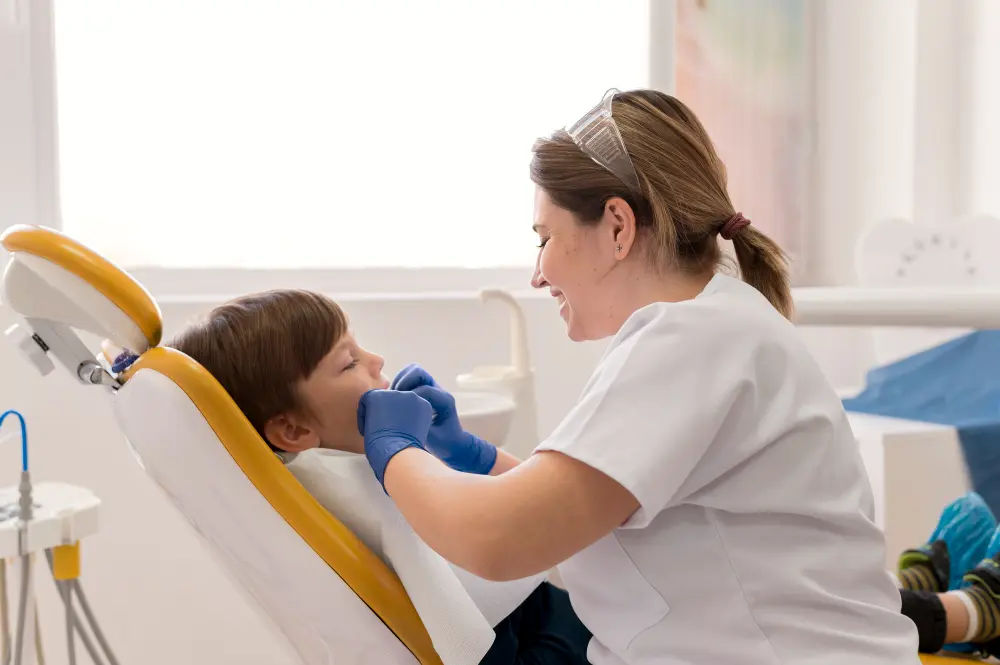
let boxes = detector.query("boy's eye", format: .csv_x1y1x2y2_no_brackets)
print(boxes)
345,358,359,370
537,237,549,249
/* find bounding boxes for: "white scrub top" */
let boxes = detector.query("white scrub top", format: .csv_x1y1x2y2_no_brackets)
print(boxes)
535,273,920,665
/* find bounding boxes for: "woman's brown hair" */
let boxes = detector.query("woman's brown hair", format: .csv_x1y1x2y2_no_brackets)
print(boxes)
529,89,793,319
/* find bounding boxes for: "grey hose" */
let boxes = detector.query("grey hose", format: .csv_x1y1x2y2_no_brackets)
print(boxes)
1,561,9,665
72,580,120,665
62,582,75,665
32,605,43,665
12,554,30,665
64,595,103,665
43,551,107,665
13,471,31,665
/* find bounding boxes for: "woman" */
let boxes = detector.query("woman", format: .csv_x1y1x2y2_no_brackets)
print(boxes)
358,89,920,664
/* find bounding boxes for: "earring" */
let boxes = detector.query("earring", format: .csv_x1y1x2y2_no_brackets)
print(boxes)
616,243,623,253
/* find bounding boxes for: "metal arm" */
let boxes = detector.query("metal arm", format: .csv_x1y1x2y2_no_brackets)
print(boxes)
5,318,117,388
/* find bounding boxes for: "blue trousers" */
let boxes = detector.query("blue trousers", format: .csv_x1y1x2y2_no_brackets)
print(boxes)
479,582,592,665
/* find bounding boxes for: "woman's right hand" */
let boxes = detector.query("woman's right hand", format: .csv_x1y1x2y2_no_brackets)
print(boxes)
357,389,433,490
392,364,497,475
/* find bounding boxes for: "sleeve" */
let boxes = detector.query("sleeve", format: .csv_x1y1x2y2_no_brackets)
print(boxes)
534,309,748,527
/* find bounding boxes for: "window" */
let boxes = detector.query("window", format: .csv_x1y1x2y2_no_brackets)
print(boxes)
52,1,650,270
969,0,1000,218
673,0,811,268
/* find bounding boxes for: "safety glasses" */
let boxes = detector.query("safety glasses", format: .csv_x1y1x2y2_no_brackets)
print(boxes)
565,88,641,194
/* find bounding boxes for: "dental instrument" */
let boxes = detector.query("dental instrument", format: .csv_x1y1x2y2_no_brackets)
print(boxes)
0,409,113,665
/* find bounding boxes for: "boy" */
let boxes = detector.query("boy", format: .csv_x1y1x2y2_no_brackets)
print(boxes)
168,289,591,665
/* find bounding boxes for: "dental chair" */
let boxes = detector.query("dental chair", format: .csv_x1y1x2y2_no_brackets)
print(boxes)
0,224,442,665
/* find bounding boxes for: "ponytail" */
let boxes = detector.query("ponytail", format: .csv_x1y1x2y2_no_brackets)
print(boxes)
730,227,794,320
528,88,796,321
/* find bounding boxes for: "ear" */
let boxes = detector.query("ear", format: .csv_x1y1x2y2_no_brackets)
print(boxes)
605,197,638,260
263,412,321,453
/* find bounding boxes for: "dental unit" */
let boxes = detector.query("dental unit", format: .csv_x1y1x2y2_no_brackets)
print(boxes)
0,409,109,664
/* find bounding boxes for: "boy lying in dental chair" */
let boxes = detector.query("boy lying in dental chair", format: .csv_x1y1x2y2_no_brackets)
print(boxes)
167,288,591,665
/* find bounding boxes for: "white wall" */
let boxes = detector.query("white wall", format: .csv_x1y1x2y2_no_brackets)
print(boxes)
2,0,996,663
0,3,39,230
0,0,59,230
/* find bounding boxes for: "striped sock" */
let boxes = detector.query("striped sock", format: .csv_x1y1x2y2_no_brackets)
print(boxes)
899,540,951,592
960,584,1000,643
899,564,943,592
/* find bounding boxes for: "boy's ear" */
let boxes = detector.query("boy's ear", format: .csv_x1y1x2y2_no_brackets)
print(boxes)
263,412,320,453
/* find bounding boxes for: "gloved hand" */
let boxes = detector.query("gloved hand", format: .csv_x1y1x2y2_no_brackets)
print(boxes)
391,363,497,475
391,362,440,391
357,389,433,491
416,385,498,475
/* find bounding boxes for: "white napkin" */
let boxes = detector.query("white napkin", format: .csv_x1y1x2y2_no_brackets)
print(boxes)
287,451,546,665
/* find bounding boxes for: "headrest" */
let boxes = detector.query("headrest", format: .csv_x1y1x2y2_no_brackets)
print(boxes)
1,224,162,352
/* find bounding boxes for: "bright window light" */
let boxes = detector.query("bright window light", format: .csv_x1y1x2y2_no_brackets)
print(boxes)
53,1,649,268
971,0,1000,218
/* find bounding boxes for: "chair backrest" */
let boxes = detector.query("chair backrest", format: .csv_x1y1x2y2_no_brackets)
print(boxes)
0,224,442,665
117,348,438,664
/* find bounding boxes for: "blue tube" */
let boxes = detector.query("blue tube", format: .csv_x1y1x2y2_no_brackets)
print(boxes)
0,410,28,472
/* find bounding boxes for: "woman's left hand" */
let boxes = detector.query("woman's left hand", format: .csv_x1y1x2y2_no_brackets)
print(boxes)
412,384,497,475
391,362,439,391
357,389,434,490
391,363,497,474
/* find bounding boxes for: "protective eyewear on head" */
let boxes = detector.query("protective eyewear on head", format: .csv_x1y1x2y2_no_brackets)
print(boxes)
565,88,641,195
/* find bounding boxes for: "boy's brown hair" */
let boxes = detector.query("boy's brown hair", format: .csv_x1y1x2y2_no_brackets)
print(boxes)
168,289,347,447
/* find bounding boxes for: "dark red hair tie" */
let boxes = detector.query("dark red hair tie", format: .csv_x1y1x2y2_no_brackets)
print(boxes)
720,212,751,240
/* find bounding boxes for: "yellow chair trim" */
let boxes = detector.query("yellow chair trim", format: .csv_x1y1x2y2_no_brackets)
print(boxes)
0,225,163,348
919,655,977,663
128,347,442,665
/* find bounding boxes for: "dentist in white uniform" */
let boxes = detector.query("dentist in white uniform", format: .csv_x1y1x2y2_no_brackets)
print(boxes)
357,89,920,664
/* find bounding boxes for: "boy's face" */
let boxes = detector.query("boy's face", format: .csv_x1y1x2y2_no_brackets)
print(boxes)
263,332,388,455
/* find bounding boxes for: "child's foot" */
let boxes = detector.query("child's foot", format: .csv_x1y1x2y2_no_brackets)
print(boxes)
899,492,996,592
960,529,1000,657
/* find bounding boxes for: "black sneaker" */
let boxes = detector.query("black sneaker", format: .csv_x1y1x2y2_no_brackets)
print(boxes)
899,539,951,592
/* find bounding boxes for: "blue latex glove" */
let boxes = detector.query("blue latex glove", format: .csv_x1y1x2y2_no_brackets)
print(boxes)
412,385,497,475
357,389,433,491
391,364,497,474
391,363,439,391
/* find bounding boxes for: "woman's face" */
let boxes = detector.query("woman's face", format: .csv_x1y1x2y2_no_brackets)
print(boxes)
530,187,627,342
265,332,388,454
